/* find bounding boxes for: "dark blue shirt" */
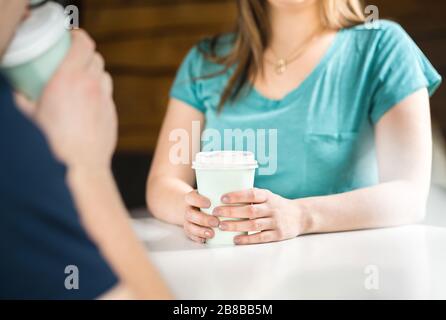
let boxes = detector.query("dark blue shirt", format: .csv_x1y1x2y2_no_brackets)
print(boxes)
0,76,117,299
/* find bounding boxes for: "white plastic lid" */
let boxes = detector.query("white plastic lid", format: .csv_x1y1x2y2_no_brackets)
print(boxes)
1,2,67,68
192,151,258,170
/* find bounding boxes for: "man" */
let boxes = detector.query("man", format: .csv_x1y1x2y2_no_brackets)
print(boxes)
0,0,171,299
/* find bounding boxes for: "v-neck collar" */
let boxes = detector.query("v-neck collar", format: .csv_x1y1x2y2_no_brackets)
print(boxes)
249,28,346,108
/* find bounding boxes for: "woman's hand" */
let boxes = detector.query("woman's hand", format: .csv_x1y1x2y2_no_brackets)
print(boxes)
213,188,308,245
184,190,220,243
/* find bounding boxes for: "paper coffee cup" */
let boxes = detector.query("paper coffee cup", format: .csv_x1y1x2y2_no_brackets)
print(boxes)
0,2,71,101
192,151,258,246
29,0,47,6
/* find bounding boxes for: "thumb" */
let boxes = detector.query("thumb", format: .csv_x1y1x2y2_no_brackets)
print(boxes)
14,92,37,118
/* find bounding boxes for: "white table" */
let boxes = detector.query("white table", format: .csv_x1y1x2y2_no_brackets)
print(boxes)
132,219,446,300
132,185,446,299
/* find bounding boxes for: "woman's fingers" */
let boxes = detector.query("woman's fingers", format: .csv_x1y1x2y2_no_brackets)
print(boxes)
185,190,211,209
219,218,275,232
185,207,220,228
213,203,269,219
184,220,214,241
187,233,206,244
221,188,269,204
234,231,279,245
183,191,217,244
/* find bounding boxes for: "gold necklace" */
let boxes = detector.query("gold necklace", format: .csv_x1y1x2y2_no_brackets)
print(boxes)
266,27,325,75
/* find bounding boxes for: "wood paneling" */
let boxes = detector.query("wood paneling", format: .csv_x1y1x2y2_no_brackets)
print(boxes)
82,0,446,152
83,1,236,36
112,75,171,150
82,0,236,152
366,0,446,138
99,35,209,70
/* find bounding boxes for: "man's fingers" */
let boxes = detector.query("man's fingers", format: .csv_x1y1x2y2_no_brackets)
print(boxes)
62,30,96,72
103,72,113,97
14,92,37,118
87,53,105,77
185,207,220,228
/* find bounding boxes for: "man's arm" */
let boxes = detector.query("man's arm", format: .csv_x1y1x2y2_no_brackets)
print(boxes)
68,168,171,299
17,30,172,299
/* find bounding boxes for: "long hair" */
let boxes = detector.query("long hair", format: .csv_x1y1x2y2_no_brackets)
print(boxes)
200,0,365,111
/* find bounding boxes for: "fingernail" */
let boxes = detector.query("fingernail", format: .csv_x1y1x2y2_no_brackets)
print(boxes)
205,231,212,238
219,223,227,230
210,219,219,227
234,237,241,244
221,196,229,203
212,208,220,216
203,201,211,208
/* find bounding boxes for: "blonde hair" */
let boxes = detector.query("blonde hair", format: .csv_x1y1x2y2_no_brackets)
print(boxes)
320,0,366,29
202,0,366,111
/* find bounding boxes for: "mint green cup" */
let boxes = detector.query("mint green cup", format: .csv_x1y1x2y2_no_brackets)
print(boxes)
193,151,258,246
0,2,71,101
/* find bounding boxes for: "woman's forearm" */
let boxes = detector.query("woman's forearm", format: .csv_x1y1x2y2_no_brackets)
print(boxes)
147,175,193,226
68,167,172,299
299,180,429,235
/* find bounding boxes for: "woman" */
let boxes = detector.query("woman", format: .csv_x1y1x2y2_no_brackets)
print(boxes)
147,0,442,245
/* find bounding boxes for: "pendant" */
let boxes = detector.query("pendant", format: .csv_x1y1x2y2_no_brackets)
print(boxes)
276,59,287,75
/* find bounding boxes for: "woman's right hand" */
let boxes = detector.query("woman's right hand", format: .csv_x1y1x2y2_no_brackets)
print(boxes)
184,190,220,243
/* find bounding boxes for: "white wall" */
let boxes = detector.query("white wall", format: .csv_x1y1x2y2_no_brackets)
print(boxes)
432,125,446,188
426,125,446,227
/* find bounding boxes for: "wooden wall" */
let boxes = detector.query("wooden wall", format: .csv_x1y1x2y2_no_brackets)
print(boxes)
81,0,445,153
82,0,236,152
368,0,446,138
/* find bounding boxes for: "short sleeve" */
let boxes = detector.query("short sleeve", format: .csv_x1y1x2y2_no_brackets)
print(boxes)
170,46,206,113
369,21,442,124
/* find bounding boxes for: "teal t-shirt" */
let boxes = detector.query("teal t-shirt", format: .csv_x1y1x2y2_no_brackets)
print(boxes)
170,20,442,199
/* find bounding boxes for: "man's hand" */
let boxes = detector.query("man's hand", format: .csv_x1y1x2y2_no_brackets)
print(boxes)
16,29,117,170
14,30,172,299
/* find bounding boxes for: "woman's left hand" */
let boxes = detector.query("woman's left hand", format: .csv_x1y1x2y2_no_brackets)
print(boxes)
213,188,309,245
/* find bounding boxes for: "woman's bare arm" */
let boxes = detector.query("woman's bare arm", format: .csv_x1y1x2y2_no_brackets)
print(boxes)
147,98,205,225
211,88,433,246
300,88,432,234
148,89,432,244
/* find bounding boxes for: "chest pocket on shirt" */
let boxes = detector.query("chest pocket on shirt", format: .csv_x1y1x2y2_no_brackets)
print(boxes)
303,132,359,196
